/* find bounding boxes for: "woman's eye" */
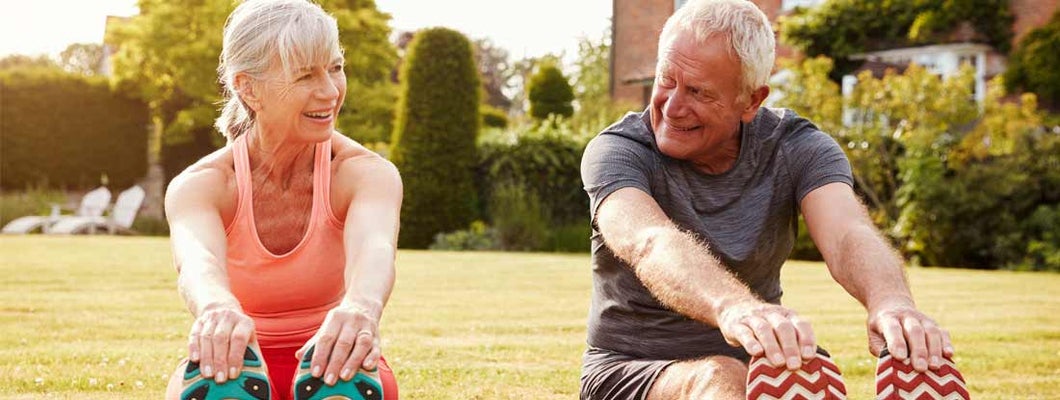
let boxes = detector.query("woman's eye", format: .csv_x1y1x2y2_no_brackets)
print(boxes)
330,64,344,73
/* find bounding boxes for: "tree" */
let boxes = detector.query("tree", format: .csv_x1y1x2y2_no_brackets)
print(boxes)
1004,9,1060,111
390,28,481,248
0,54,58,71
473,38,514,111
570,29,639,135
107,0,397,217
527,61,574,120
775,55,1059,270
781,0,1014,79
59,43,104,76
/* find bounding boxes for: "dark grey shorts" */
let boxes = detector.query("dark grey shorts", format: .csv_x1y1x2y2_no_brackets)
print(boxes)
580,347,676,400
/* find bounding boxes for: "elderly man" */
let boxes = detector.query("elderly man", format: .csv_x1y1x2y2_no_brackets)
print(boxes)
579,0,967,399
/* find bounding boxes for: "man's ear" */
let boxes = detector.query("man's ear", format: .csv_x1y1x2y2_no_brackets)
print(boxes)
233,73,262,112
740,85,770,123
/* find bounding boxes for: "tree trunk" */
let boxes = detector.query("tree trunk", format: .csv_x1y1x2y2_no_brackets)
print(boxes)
139,115,165,219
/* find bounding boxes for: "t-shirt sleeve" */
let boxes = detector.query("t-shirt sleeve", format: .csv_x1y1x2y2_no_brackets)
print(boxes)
580,133,655,226
785,121,854,205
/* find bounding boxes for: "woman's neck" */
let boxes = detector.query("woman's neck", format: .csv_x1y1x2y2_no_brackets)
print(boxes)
245,126,317,189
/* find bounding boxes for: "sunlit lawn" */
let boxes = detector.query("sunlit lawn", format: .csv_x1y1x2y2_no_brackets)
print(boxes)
1,236,1058,399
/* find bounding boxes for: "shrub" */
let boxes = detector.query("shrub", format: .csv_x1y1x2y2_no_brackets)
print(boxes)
477,120,589,226
490,182,550,251
0,187,67,228
481,105,509,128
390,28,481,248
1004,9,1060,111
0,69,148,190
546,223,592,253
429,220,498,251
527,63,574,120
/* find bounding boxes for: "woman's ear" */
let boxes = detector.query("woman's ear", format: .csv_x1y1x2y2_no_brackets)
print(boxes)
234,73,262,112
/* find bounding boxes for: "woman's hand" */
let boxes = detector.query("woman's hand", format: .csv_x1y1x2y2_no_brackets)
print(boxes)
297,303,381,386
187,305,255,384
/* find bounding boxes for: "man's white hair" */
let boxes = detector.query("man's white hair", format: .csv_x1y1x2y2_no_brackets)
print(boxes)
215,0,343,141
658,0,775,98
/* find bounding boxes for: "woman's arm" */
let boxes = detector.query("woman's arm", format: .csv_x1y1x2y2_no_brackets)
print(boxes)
165,166,254,384
303,152,402,386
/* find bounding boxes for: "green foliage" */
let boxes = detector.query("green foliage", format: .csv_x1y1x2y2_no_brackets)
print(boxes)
480,105,509,128
527,62,574,120
490,183,550,251
429,220,498,251
107,0,398,152
546,223,592,253
569,31,641,137
391,27,481,248
0,187,66,227
775,56,1059,270
59,43,104,76
1004,10,1060,111
477,120,589,226
0,69,149,190
781,0,1014,77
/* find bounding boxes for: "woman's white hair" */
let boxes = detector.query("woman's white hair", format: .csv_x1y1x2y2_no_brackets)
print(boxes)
658,0,775,99
216,0,342,141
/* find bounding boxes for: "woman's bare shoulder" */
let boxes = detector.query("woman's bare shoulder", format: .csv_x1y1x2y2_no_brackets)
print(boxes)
329,132,396,172
166,145,237,203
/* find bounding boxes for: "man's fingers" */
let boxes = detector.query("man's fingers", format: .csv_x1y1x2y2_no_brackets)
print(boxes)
923,320,944,369
878,315,907,360
902,315,928,372
942,329,955,357
792,315,817,361
747,316,785,368
726,322,762,356
765,313,802,370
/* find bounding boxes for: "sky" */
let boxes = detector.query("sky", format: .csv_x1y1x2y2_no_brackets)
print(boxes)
0,0,612,64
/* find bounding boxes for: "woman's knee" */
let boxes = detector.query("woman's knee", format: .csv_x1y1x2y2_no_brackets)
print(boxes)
164,359,189,400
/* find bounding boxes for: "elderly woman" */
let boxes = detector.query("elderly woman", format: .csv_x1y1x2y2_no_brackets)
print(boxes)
163,1,400,399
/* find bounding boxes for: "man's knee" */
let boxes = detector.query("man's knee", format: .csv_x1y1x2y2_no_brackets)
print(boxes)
649,356,748,400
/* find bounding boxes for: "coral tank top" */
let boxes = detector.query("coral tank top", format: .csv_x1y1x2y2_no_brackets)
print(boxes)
224,135,346,349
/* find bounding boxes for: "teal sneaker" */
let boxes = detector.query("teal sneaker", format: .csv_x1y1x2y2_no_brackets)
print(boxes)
180,345,271,400
292,345,383,400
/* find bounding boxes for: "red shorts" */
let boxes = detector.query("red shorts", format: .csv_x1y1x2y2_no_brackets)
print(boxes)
261,346,398,400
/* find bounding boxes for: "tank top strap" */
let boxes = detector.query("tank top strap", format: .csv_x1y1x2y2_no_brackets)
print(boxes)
232,134,254,216
313,138,342,225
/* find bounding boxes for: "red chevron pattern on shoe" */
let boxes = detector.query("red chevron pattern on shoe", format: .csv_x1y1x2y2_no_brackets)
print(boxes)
876,349,969,400
746,349,847,400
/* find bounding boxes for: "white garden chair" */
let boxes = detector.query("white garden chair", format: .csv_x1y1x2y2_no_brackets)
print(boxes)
1,186,112,234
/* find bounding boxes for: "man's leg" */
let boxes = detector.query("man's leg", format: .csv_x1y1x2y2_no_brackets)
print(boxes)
645,355,748,400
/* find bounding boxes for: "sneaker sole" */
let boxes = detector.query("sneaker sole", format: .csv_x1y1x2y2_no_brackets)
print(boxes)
292,345,384,400
876,349,969,400
181,344,271,400
747,348,847,400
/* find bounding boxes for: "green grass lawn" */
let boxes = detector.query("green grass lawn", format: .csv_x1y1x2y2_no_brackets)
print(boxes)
0,236,1057,399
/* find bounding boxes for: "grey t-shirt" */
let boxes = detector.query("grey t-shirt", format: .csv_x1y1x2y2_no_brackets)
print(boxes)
580,107,853,361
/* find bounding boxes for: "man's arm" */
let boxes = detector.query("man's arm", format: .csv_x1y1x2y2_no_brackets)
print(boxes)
597,187,816,370
802,182,953,373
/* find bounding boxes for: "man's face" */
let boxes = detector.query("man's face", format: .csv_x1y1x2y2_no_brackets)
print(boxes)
650,31,763,166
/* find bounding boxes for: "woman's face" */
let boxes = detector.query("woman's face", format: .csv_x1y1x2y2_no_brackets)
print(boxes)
252,55,346,142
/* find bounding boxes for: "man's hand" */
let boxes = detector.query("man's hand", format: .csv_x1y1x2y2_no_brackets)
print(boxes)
718,300,818,370
297,303,381,386
867,304,953,373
